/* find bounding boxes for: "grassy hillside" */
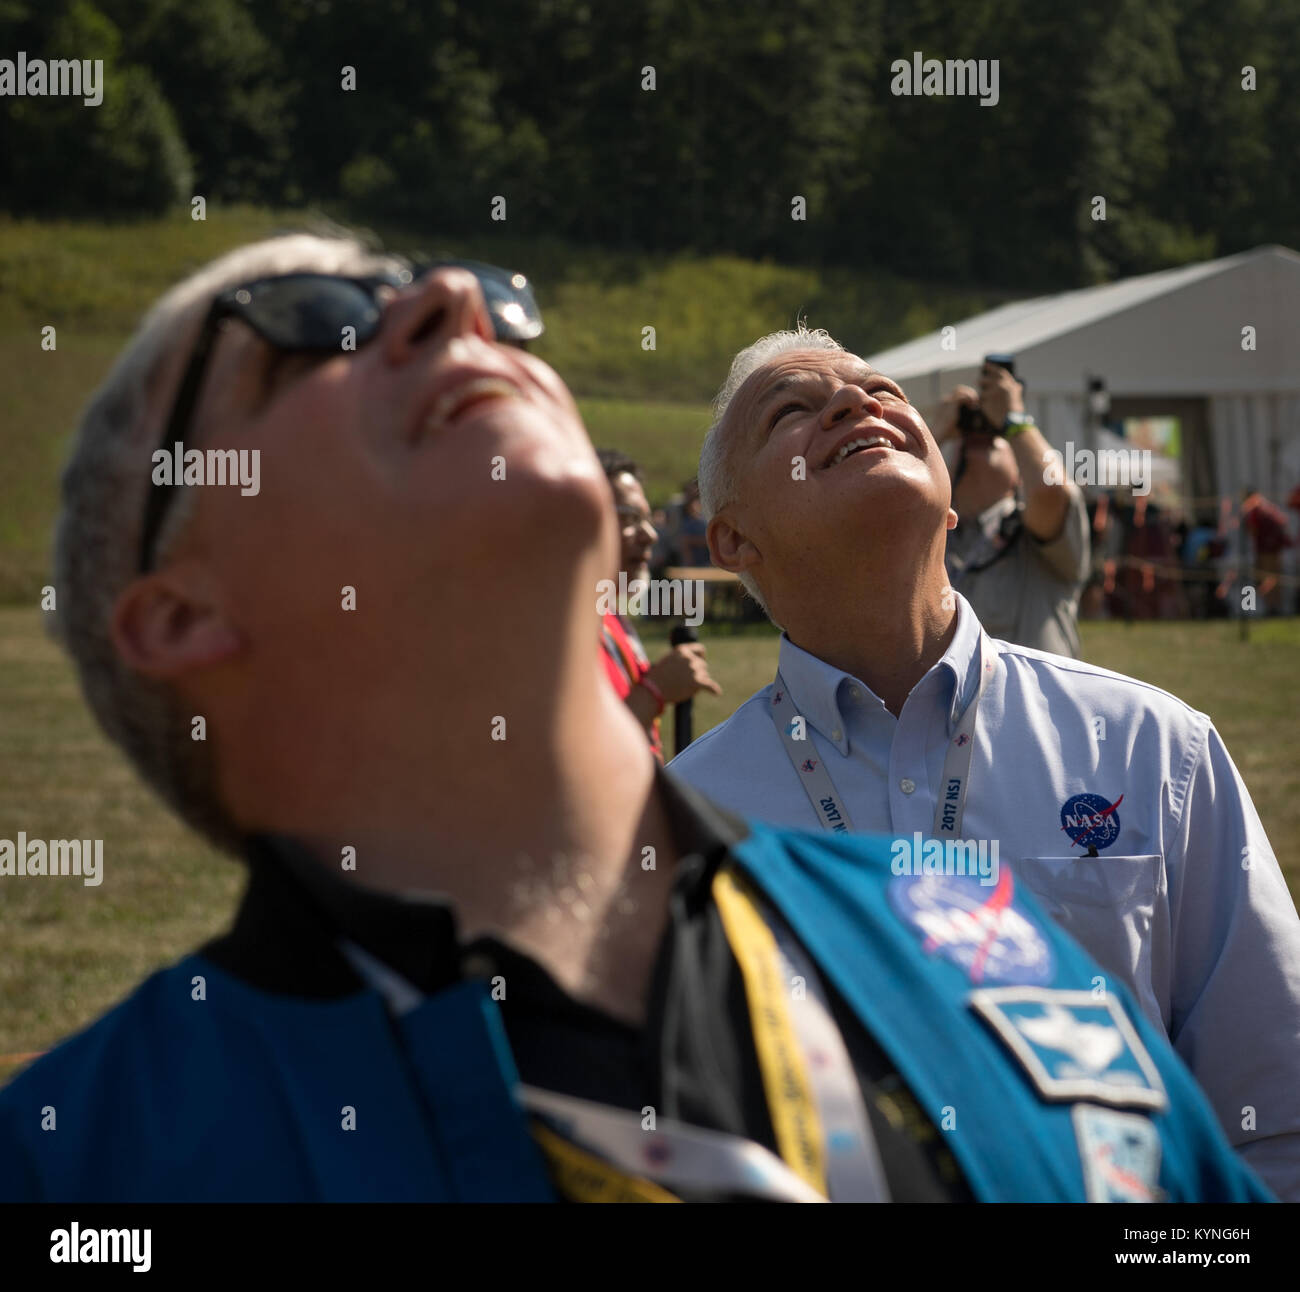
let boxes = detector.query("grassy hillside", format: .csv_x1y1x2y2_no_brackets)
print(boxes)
0,207,1010,601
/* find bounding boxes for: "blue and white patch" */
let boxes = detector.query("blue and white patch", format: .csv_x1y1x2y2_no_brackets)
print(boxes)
887,869,1055,986
968,987,1168,1111
1072,1105,1163,1203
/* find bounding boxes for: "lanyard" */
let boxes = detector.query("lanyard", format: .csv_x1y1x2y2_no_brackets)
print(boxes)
618,616,652,670
336,862,885,1202
602,619,663,760
711,866,885,1201
521,1085,825,1203
601,623,638,688
769,680,855,833
771,633,995,840
755,890,890,1202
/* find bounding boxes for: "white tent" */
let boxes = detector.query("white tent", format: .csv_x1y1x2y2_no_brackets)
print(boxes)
865,244,1300,511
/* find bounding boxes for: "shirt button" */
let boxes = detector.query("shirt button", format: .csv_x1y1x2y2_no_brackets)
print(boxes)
900,778,917,794
461,952,495,979
832,727,843,742
848,686,862,701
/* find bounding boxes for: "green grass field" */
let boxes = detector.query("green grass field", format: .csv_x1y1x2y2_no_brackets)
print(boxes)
2,608,1297,1078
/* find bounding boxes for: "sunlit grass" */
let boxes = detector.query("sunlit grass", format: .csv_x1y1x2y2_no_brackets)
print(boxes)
3,609,1295,1079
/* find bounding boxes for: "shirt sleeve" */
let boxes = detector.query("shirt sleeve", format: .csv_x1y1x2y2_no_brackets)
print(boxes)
1028,483,1090,586
1167,719,1300,1200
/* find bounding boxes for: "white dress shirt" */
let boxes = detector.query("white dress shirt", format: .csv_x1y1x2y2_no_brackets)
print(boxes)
668,594,1300,1198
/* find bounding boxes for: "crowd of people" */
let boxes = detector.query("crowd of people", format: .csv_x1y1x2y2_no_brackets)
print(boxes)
2,238,1295,1207
1078,487,1298,622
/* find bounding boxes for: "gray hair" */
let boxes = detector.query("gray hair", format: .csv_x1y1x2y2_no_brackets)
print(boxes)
697,326,844,621
50,232,401,855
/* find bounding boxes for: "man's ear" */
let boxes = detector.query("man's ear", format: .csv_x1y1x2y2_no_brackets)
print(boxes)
110,567,243,680
707,512,761,576
946,507,958,531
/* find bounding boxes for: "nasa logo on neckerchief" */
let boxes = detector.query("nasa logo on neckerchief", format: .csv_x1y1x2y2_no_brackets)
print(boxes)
887,868,1055,986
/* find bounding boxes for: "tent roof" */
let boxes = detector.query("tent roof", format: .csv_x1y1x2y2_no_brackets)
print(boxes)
864,245,1300,399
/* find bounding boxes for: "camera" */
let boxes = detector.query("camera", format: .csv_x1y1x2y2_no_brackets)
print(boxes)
960,353,1019,435
958,403,992,436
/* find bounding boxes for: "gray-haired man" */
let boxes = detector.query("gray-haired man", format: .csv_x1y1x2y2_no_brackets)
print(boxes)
669,326,1300,1199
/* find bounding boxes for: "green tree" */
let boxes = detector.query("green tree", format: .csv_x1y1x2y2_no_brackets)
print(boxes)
101,0,291,204
0,0,191,215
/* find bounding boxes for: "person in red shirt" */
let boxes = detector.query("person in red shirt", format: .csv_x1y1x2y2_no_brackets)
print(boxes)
1242,486,1295,615
598,450,720,759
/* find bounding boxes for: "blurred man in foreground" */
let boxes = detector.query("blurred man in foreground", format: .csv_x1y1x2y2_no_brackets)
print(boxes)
0,241,1269,1203
671,326,1300,1199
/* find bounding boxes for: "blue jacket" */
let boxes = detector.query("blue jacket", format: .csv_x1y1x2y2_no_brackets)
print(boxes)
0,819,1271,1202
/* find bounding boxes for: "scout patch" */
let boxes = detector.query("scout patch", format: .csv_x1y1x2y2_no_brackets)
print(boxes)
1072,1104,1163,1203
968,987,1168,1111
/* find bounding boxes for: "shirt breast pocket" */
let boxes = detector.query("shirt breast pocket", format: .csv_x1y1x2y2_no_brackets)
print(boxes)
1011,855,1164,1018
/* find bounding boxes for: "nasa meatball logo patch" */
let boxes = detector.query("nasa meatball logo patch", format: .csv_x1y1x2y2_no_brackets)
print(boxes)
887,869,1056,986
1059,791,1124,851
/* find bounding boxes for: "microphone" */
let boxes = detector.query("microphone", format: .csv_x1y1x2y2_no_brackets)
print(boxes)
669,623,697,755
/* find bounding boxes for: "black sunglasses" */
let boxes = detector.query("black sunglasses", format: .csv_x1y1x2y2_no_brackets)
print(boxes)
137,259,543,572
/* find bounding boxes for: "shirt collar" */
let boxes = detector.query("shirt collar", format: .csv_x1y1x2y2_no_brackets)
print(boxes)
243,833,462,995
775,636,871,755
776,593,987,749
940,593,987,732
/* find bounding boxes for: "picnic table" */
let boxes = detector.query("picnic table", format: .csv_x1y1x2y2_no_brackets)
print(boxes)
662,566,753,626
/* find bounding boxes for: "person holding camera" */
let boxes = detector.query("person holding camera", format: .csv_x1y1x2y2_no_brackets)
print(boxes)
937,359,1089,658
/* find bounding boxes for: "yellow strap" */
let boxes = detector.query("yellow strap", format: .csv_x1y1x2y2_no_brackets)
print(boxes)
530,1122,682,1203
711,865,828,1198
